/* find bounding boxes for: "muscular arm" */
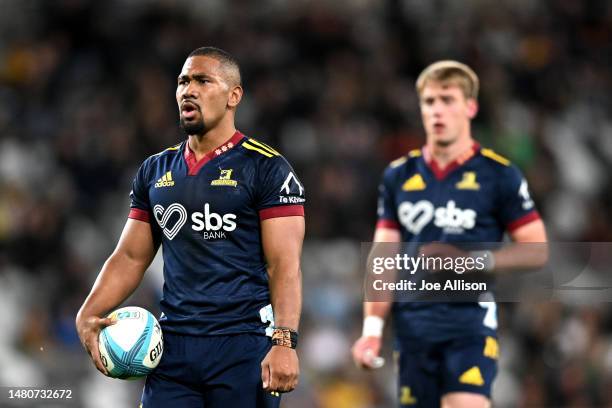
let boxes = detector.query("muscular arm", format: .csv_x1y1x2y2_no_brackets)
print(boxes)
76,218,158,374
491,219,548,272
261,216,304,330
260,215,304,393
78,219,158,319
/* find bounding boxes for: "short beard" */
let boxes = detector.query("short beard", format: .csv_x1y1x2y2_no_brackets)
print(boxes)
179,117,206,136
434,138,454,148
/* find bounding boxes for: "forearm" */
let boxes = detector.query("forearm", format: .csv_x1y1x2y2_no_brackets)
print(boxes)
484,218,549,274
268,261,302,331
77,251,149,320
362,228,399,332
489,242,548,274
364,301,392,319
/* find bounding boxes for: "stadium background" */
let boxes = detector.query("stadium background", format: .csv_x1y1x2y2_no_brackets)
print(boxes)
1,0,611,407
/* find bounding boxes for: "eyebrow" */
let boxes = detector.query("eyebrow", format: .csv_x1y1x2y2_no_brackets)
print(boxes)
421,94,455,102
177,73,213,81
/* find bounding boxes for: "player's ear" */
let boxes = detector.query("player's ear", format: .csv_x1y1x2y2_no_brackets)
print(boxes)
466,98,478,119
227,85,243,109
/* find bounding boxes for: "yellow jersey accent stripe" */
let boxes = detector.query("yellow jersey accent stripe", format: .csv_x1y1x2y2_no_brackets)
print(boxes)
481,148,510,166
249,138,280,155
390,156,408,168
248,138,280,156
408,149,422,157
259,141,281,156
153,144,181,156
243,142,274,157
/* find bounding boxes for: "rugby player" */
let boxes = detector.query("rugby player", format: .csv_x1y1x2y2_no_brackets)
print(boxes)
352,61,547,408
76,47,305,408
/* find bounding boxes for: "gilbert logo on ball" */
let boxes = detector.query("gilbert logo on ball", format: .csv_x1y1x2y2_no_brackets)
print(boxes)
98,306,163,379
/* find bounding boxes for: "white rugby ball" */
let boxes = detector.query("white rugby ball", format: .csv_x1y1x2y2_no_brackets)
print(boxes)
98,306,163,379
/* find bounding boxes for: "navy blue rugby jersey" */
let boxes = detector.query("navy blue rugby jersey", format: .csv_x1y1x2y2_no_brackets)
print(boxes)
376,143,540,341
128,131,305,336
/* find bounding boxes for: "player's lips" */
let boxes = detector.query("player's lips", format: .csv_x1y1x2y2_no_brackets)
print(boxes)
433,122,445,132
180,101,200,119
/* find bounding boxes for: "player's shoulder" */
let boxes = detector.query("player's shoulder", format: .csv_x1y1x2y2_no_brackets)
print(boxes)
384,148,422,173
239,136,283,159
477,147,512,168
238,136,296,172
135,142,183,177
144,142,183,164
476,146,525,181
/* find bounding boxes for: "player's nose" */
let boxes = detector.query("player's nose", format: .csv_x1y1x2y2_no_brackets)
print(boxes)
430,101,444,116
181,83,198,100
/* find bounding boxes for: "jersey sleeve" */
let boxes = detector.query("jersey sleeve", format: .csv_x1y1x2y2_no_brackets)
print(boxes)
376,166,400,230
256,156,306,220
497,164,541,232
128,160,152,223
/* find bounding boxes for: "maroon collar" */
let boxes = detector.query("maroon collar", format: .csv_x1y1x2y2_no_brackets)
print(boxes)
423,142,480,181
184,131,245,176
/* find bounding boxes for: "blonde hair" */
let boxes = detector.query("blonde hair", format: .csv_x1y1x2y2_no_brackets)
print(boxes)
416,60,479,100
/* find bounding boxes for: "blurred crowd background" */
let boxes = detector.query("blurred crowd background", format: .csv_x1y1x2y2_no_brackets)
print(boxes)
1,0,611,407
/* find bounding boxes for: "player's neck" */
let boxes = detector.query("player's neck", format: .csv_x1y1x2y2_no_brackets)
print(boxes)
187,124,237,161
426,136,474,168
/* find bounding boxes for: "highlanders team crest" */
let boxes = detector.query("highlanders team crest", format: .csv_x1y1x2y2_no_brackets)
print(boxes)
211,169,238,187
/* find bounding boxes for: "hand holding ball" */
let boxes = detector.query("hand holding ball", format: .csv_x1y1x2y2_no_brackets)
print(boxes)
98,307,164,379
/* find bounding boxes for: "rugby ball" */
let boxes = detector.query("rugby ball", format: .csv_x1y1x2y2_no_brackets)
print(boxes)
98,306,163,379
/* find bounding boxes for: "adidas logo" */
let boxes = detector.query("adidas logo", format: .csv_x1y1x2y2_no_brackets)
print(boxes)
459,366,484,386
402,174,426,191
155,171,175,188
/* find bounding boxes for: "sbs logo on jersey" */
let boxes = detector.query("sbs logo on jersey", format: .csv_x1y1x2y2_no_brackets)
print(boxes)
191,203,236,239
153,203,236,240
398,200,476,235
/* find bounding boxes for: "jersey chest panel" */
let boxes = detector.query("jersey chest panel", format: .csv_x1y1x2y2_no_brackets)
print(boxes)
393,162,503,242
147,152,258,242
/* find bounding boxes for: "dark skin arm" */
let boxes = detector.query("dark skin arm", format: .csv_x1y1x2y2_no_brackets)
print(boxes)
260,216,305,393
75,219,158,375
